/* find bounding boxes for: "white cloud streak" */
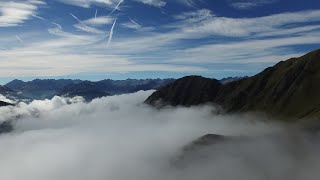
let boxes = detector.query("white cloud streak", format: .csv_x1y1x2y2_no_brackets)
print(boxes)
229,0,278,9
128,17,141,28
15,35,24,44
107,18,117,47
121,17,142,30
132,0,166,7
54,0,115,8
173,9,320,38
83,16,115,26
107,0,124,16
70,13,105,34
0,0,45,27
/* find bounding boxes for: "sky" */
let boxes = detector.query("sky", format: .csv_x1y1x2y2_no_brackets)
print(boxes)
0,0,320,84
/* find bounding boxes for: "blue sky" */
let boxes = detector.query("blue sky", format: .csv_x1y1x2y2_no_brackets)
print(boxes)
0,0,320,84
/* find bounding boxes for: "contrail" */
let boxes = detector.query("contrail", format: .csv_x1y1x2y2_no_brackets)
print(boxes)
107,18,117,47
70,13,104,34
32,15,46,21
128,17,141,28
52,22,62,30
51,22,63,32
48,22,64,36
70,13,84,25
108,0,124,16
16,35,24,44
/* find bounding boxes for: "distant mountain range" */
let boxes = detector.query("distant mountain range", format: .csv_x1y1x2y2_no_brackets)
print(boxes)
6,79,83,100
0,76,244,102
146,49,320,120
57,79,176,101
1,78,176,101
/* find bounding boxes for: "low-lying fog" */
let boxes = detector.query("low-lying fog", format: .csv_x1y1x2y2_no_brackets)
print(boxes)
0,91,319,180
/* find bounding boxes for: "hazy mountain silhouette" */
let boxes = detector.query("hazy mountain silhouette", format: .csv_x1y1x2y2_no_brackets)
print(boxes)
4,78,175,101
58,79,175,101
5,79,82,100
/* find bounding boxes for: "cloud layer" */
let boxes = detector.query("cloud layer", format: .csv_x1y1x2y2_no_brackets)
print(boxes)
0,91,319,180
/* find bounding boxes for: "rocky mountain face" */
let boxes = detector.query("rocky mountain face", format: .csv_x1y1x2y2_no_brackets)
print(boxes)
0,101,12,107
146,49,320,120
58,79,175,101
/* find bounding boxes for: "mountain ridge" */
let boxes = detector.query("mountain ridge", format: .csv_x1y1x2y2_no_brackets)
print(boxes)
58,79,176,101
3,78,176,101
146,49,320,120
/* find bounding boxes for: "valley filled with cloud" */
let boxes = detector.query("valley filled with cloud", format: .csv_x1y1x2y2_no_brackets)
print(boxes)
0,91,319,180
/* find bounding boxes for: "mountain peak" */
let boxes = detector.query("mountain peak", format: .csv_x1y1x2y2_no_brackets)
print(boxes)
145,76,221,107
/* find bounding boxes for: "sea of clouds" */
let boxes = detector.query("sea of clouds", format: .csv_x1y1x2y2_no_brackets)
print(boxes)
0,90,319,180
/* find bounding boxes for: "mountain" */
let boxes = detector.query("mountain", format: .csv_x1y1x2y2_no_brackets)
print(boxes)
0,101,13,107
5,79,24,90
5,79,83,100
145,76,221,106
0,86,14,107
4,78,175,101
146,49,320,120
0,85,14,95
59,79,175,101
0,85,23,101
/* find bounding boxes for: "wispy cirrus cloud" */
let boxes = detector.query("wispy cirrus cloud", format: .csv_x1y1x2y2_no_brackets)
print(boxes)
132,0,204,8
55,0,165,8
0,0,45,27
172,33,320,64
104,8,320,73
173,9,320,38
15,35,24,44
54,0,116,8
121,17,154,31
70,13,105,34
0,41,205,77
53,0,201,8
122,18,141,30
173,9,213,22
229,0,278,9
132,0,166,7
174,0,204,7
83,16,115,26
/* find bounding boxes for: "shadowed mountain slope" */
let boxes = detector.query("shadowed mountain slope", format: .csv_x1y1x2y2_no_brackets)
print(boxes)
0,101,13,107
146,49,320,119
